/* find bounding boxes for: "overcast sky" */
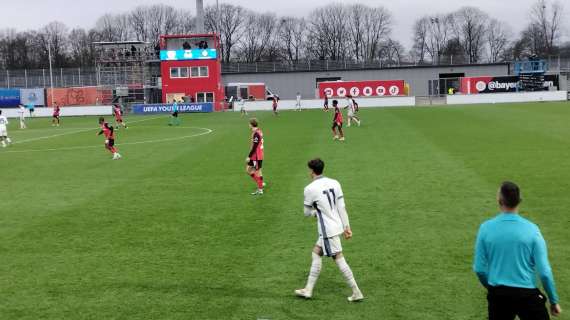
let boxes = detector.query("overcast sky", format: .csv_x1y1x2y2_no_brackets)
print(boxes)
0,0,567,48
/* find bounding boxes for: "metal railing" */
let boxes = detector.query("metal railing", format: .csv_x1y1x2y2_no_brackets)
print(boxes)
221,60,407,74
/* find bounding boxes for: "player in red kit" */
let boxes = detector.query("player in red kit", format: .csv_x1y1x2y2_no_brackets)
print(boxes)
246,118,266,195
52,105,61,127
113,104,127,129
97,117,122,160
332,100,345,141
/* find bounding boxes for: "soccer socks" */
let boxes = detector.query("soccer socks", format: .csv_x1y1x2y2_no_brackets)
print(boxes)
335,257,361,294
305,252,322,293
250,173,264,190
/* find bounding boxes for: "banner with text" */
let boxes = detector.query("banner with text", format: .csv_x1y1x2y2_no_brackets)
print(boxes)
131,103,214,114
0,89,21,107
20,88,46,106
459,75,559,94
318,80,406,98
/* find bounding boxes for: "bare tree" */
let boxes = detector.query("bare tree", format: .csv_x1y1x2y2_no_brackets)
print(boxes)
346,4,392,62
95,13,131,42
411,17,430,64
451,7,489,63
307,4,350,61
238,12,278,62
278,17,307,62
529,0,564,55
205,3,245,63
486,18,511,62
425,14,453,64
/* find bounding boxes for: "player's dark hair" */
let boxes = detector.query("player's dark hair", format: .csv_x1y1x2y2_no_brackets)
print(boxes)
499,181,522,209
332,100,338,106
0,110,2,115
98,117,105,123
308,158,325,175
249,118,258,127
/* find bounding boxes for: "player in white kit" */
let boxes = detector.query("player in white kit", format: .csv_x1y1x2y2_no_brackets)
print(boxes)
295,158,364,302
0,110,12,147
18,105,27,129
345,95,361,127
295,92,302,111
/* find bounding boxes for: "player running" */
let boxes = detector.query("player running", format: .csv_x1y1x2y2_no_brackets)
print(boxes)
0,110,12,148
113,104,127,129
169,100,181,126
345,95,361,127
295,158,364,302
246,118,265,195
97,117,122,160
332,100,345,141
52,104,61,127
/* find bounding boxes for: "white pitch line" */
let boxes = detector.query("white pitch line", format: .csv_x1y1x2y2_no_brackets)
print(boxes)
11,116,164,145
0,127,214,154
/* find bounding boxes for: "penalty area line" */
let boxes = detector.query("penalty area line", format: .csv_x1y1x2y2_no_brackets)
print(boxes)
1,127,213,154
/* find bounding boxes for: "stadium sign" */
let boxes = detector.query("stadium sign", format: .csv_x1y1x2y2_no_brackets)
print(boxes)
160,49,217,61
318,80,406,98
460,75,559,94
0,89,21,107
131,103,214,114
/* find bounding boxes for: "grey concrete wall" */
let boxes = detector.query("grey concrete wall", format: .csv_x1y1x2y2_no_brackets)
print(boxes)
222,64,510,99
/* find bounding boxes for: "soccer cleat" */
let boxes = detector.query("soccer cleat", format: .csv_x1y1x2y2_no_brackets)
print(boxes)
251,189,264,196
262,182,267,187
347,291,364,302
295,288,312,299
333,136,339,140
339,137,345,141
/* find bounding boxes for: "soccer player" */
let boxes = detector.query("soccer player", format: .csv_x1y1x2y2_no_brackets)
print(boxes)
52,104,61,127
113,104,127,129
169,100,181,126
323,95,329,112
345,95,361,127
295,92,302,111
295,158,363,302
26,103,35,117
245,118,265,195
0,110,12,148
272,96,279,116
239,98,248,117
18,104,27,129
331,100,345,141
97,117,122,160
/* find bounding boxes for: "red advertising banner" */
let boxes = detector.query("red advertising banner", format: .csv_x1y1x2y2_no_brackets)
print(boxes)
46,87,103,107
318,80,406,98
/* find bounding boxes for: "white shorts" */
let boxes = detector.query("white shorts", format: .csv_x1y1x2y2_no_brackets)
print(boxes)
347,110,354,117
316,235,343,257
0,127,7,137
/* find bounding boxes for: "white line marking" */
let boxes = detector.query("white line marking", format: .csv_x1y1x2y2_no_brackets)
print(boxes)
11,116,164,145
1,127,214,154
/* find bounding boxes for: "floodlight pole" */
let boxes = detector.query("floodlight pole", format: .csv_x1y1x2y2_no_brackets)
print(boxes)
196,0,205,33
48,39,55,106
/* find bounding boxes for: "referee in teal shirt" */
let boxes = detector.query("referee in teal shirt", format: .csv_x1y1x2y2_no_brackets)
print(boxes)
474,181,562,319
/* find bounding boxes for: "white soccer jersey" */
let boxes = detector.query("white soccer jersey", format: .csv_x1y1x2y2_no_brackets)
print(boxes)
346,98,355,115
304,176,346,239
0,115,8,128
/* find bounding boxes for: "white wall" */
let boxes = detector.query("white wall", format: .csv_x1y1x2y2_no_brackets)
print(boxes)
447,91,568,105
235,97,416,111
1,106,112,118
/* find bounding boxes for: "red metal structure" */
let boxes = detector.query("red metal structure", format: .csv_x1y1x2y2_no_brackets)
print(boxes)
160,34,224,110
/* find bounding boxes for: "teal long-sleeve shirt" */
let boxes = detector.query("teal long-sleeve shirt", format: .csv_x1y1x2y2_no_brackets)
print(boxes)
473,212,559,304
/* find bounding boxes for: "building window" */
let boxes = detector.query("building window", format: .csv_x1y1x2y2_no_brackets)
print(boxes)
170,67,189,79
190,66,209,78
196,92,214,103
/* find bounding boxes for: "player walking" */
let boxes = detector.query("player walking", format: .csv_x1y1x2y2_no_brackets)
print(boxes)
272,96,279,116
113,104,127,129
18,104,27,129
239,98,248,116
97,117,122,160
295,158,364,302
323,95,329,112
295,92,302,111
345,95,361,127
332,100,345,141
169,100,181,126
52,104,61,127
0,110,12,148
246,118,265,195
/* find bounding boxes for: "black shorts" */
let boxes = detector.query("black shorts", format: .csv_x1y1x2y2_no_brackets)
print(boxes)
106,139,115,147
487,286,550,320
248,159,263,170
172,111,179,117
332,122,342,130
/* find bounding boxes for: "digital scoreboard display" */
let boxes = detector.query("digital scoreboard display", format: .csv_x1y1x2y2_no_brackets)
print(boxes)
160,49,217,61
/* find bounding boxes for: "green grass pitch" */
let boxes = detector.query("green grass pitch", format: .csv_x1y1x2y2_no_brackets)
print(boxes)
1,102,569,319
